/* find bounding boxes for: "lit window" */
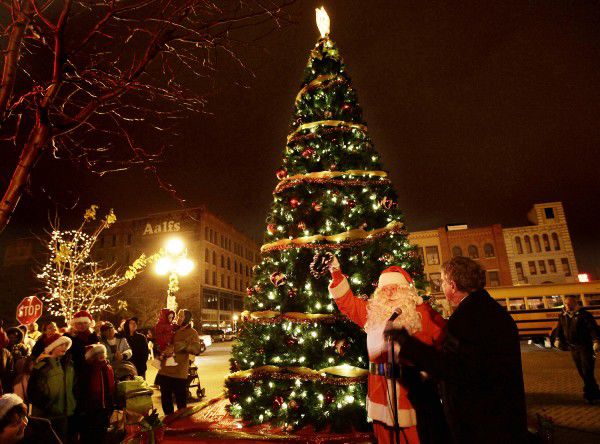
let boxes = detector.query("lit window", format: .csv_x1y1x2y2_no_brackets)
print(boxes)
488,271,500,287
524,236,532,254
515,237,523,254
426,246,440,265
552,233,560,250
538,260,546,274
528,261,537,275
533,235,541,252
483,243,495,258
561,258,571,276
542,234,550,251
452,246,463,257
468,245,479,259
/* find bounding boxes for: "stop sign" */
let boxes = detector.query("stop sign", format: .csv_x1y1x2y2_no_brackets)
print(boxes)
16,296,43,325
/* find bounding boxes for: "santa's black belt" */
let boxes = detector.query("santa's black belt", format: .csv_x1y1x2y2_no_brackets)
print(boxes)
369,362,401,379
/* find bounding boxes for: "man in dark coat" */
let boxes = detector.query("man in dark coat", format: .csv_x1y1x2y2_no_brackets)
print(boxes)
121,318,149,379
553,294,600,403
386,256,528,444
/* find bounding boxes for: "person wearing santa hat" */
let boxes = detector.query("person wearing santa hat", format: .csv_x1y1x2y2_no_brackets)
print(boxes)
65,310,99,373
27,334,76,442
0,393,62,444
328,257,448,444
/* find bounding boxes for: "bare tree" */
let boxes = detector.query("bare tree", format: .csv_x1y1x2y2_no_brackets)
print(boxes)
0,0,293,231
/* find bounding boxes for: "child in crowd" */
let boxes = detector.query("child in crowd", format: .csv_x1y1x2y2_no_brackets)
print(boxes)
154,308,177,367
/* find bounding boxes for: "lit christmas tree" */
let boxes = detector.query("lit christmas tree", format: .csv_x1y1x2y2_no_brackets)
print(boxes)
226,8,424,431
37,206,159,324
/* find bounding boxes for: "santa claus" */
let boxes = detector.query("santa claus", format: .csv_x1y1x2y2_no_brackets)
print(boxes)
328,257,447,444
65,310,100,372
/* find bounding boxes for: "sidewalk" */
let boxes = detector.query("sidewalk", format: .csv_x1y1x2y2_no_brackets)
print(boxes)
521,343,600,442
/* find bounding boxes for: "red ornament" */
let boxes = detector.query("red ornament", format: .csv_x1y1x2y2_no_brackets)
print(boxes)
378,252,393,263
254,285,263,293
324,391,335,404
301,148,315,159
341,104,352,113
285,335,298,346
297,221,306,231
276,168,288,180
380,196,395,210
334,339,349,356
330,163,337,171
270,271,287,287
288,399,300,410
312,202,322,212
287,288,298,298
267,224,277,235
230,393,240,401
290,197,300,208
246,287,256,296
273,396,284,410
347,199,356,208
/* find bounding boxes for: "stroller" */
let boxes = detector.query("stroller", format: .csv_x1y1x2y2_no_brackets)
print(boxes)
187,361,206,400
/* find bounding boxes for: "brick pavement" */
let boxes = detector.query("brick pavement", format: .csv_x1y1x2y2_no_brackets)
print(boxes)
521,343,600,442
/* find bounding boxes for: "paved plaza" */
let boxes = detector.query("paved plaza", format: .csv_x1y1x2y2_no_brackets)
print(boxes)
149,341,600,442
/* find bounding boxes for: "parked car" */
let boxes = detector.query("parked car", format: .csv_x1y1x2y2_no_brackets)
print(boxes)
198,333,212,348
202,328,225,342
223,330,237,341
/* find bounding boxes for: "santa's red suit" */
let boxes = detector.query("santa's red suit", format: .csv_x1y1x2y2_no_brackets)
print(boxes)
329,265,446,444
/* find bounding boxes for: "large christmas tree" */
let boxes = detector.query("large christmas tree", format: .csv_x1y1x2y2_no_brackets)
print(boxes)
226,9,424,432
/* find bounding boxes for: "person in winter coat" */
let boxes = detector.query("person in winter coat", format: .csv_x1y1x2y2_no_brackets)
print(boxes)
386,257,528,444
553,294,600,403
122,317,149,379
28,335,76,443
154,308,178,366
156,309,203,415
328,258,448,444
80,344,115,444
6,328,30,365
99,322,132,365
0,393,62,444
64,311,99,374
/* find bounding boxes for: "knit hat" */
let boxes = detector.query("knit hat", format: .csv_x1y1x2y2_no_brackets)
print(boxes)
44,334,72,354
85,343,107,361
0,394,24,421
71,310,95,328
180,309,193,327
378,266,414,288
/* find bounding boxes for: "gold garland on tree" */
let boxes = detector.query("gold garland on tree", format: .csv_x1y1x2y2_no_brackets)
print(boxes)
287,120,368,144
227,364,368,385
274,170,390,194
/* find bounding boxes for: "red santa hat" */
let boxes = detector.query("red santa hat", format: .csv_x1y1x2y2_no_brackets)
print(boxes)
0,394,25,421
378,266,414,288
44,334,72,354
85,343,107,361
71,310,95,328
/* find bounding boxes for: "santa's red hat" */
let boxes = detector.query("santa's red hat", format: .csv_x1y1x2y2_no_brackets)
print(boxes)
71,310,95,328
85,343,107,361
44,334,72,354
378,266,414,288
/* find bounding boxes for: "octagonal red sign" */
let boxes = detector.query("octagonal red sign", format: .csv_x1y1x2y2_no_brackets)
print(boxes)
16,296,43,325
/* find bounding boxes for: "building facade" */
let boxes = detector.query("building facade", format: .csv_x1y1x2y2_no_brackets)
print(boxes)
502,202,578,285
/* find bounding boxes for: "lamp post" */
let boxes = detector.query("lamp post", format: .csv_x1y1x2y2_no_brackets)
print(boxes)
154,238,194,310
232,314,239,333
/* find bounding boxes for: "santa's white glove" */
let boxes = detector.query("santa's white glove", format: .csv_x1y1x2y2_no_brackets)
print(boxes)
328,256,341,273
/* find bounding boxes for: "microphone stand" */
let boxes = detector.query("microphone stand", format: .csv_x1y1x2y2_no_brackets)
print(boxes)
387,325,401,444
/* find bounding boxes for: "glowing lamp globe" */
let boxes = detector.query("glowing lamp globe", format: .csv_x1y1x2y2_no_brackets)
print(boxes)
155,257,173,275
166,238,185,256
174,257,194,276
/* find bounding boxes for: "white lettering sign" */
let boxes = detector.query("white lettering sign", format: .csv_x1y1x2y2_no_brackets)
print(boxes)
143,220,181,235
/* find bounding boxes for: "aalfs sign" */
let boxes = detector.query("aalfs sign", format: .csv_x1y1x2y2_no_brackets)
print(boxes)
143,220,181,236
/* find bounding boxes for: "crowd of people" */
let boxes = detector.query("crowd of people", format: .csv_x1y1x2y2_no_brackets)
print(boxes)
0,311,159,443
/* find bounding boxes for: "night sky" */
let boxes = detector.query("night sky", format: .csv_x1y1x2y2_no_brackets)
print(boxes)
4,1,600,276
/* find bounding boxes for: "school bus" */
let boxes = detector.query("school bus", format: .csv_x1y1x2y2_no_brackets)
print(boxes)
432,281,600,339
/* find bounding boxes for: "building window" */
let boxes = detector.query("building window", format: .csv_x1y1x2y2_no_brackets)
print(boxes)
205,269,209,284
221,255,224,268
227,276,231,289
539,260,547,274
533,235,541,252
515,237,523,254
234,279,238,291
425,246,440,265
220,297,232,311
544,207,555,219
203,293,218,309
221,274,225,287
452,246,462,257
227,257,231,270
212,271,216,285
548,259,556,273
209,229,213,243
205,249,209,263
487,271,500,287
561,258,571,276
205,227,209,240
468,245,479,259
483,243,495,258
542,234,551,251
528,261,537,275
524,236,532,253
212,251,216,265
429,273,441,292
552,233,560,250
234,261,237,273
515,262,525,282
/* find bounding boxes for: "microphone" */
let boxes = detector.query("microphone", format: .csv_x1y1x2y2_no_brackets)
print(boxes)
388,308,402,322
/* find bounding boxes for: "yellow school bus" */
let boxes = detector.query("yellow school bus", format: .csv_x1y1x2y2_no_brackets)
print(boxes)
431,281,600,339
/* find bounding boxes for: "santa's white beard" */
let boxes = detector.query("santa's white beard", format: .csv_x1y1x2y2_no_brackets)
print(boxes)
365,284,422,334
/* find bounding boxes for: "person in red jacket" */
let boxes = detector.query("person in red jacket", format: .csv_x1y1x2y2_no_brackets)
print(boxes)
154,308,177,367
328,257,448,444
80,343,115,444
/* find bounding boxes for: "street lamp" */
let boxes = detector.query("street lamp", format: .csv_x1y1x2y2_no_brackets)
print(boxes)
232,314,239,333
155,237,194,310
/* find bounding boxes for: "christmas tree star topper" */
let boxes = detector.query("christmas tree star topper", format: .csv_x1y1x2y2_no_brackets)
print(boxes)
316,6,330,38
